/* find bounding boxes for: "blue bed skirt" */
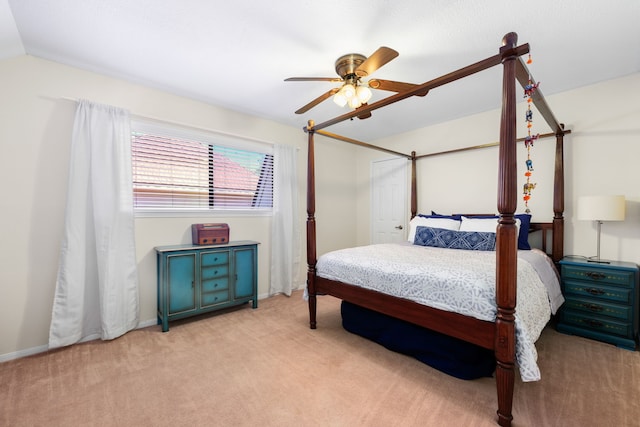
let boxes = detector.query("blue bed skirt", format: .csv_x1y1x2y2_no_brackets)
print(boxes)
341,301,496,380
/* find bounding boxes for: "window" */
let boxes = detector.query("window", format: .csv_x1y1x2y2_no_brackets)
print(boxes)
131,121,273,215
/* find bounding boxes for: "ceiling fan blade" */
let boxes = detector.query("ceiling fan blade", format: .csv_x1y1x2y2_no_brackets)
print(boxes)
294,88,340,114
355,46,399,77
285,77,342,82
368,79,429,96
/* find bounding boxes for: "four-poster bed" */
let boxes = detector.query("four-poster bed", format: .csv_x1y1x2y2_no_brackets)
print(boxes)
304,33,569,426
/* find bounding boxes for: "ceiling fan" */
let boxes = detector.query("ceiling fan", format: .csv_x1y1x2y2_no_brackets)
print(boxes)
285,46,428,119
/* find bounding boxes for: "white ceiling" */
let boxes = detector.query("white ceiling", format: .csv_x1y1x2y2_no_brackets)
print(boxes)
2,0,639,141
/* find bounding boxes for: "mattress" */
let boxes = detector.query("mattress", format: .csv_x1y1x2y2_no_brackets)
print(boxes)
316,243,563,382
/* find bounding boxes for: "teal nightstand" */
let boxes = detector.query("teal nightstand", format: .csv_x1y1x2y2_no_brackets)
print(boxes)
557,257,639,350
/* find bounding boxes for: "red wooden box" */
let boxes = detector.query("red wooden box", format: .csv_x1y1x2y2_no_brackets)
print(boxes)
191,223,229,245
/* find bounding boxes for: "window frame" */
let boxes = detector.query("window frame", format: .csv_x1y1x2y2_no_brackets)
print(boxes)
131,120,274,218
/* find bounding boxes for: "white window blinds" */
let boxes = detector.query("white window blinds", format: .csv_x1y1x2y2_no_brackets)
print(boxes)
131,125,273,213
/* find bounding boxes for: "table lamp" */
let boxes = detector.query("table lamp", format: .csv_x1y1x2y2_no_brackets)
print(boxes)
577,195,626,263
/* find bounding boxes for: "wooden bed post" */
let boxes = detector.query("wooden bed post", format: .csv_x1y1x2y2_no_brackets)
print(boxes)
306,120,318,329
411,151,417,218
552,126,565,263
495,32,519,427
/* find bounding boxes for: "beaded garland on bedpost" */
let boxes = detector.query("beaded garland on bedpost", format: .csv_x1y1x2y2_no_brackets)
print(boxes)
522,56,539,214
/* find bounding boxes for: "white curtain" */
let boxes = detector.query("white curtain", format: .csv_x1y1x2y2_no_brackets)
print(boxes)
270,144,301,296
49,100,139,349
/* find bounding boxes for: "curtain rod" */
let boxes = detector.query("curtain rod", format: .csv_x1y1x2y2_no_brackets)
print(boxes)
52,96,277,147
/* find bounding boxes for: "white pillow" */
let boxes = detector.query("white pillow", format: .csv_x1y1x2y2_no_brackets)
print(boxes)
459,216,521,234
407,216,461,243
459,216,499,232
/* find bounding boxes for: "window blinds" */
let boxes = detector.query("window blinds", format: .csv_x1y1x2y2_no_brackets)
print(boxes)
131,131,273,211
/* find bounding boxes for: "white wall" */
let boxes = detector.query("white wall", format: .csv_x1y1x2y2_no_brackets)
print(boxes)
356,73,640,267
0,55,358,360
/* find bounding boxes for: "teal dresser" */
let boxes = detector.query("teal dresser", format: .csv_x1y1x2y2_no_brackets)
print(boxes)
156,240,259,332
557,257,639,350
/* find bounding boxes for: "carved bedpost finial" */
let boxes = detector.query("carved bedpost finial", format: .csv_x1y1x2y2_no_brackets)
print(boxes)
502,32,518,48
304,120,315,134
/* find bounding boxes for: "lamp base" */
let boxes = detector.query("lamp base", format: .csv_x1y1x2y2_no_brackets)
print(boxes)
587,221,611,264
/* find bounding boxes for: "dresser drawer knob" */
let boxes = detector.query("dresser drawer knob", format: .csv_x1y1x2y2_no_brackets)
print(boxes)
585,287,605,296
586,272,606,280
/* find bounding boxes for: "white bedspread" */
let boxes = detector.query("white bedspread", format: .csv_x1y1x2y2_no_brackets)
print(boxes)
316,243,563,382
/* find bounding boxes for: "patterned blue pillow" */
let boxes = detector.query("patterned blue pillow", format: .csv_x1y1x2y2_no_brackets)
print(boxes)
414,226,496,251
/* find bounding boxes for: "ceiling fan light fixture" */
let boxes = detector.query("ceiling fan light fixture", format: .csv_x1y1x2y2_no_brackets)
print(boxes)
333,91,348,107
341,83,356,99
356,85,372,103
348,96,362,109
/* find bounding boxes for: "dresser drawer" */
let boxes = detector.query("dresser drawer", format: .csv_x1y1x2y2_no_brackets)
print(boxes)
560,310,633,338
201,251,230,266
561,265,635,287
563,280,633,305
563,296,632,322
201,265,229,281
201,277,229,293
201,289,230,307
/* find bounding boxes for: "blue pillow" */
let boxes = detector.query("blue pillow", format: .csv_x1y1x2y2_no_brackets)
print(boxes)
436,212,531,250
414,226,496,251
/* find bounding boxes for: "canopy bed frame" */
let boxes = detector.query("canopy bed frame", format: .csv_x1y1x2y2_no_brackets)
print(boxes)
304,33,568,427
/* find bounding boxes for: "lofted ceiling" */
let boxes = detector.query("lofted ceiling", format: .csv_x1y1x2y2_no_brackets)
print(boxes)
2,0,639,141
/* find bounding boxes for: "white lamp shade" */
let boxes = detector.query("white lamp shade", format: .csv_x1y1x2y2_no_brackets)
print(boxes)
577,195,626,221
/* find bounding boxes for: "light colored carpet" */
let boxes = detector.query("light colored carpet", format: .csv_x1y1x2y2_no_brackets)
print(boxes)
1,291,639,426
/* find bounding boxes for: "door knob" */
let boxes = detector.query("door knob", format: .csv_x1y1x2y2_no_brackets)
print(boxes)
395,225,403,230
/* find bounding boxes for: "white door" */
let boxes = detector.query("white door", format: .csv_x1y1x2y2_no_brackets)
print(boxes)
371,157,408,244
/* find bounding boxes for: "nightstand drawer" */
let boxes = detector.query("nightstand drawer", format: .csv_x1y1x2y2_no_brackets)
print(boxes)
563,296,632,322
563,280,632,305
560,310,633,338
561,265,634,287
